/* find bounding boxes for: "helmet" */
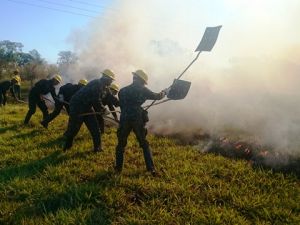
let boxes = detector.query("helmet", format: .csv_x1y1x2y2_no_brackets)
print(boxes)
15,75,21,83
12,75,21,82
109,83,119,92
53,74,62,83
13,69,19,75
11,76,18,82
78,79,88,86
132,69,148,84
102,69,115,80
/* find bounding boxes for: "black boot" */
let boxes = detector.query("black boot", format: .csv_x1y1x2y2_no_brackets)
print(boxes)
40,120,48,129
24,112,33,124
63,138,73,152
93,147,103,153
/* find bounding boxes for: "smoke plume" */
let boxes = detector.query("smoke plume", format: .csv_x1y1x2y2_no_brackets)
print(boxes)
66,0,300,153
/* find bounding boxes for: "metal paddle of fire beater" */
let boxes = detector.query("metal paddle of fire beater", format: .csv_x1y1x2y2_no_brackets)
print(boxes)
145,25,222,110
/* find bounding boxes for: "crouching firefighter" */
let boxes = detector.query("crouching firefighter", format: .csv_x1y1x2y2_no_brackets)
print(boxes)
24,74,62,124
41,79,88,128
115,69,166,176
0,76,19,106
63,70,115,153
97,83,120,133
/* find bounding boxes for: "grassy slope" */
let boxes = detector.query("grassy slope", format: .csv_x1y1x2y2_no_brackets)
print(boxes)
0,104,299,225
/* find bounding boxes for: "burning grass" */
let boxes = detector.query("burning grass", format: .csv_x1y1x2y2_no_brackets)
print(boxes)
203,136,300,178
155,129,300,178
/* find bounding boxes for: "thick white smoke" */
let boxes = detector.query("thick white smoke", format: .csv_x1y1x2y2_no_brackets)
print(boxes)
67,0,300,153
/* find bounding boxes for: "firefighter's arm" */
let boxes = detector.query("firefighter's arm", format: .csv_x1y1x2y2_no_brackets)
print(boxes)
50,87,59,104
144,87,166,100
92,97,106,114
108,103,118,121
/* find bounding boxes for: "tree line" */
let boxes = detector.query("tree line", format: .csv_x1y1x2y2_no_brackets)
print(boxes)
0,40,77,86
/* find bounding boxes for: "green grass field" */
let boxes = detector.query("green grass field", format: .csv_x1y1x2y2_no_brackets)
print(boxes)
0,104,299,224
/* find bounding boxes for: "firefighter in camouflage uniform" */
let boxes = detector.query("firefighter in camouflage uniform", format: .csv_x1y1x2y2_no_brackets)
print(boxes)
63,70,115,153
97,83,120,133
115,69,166,176
40,79,88,128
11,70,21,100
0,76,18,106
24,74,62,124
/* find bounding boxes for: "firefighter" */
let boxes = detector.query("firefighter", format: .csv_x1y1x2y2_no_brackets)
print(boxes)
0,77,18,106
105,83,120,121
24,74,62,124
63,69,115,153
114,69,167,176
11,70,21,100
97,83,120,133
40,79,88,128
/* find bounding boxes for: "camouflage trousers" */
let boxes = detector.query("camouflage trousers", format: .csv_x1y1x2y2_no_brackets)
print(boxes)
63,114,101,151
115,119,155,172
24,90,48,124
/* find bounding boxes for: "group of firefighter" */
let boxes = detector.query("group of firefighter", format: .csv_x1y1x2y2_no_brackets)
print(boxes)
0,69,169,176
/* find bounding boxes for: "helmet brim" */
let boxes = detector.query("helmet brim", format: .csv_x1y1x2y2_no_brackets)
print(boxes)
102,73,115,81
132,72,147,84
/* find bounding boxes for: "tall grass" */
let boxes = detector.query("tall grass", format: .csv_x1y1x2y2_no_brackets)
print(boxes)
0,104,299,224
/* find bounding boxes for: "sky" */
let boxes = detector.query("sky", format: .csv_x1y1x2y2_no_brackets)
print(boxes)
0,0,113,63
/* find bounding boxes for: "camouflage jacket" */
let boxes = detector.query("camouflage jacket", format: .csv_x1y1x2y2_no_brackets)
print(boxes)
102,88,120,120
103,88,119,108
69,79,106,116
31,79,57,99
118,82,164,121
58,83,82,102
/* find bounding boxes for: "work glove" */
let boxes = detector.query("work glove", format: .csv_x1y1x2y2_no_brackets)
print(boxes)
160,91,166,98
58,94,64,102
101,108,110,116
162,87,171,96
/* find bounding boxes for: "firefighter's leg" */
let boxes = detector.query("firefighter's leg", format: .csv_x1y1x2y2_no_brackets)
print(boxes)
96,115,105,134
2,92,7,105
63,116,83,151
115,121,132,172
84,115,101,152
43,102,63,125
37,99,49,121
24,94,37,124
0,91,3,106
132,120,155,172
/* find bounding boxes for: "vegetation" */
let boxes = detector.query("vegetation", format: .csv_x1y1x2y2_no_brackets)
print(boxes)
0,40,77,85
0,104,299,224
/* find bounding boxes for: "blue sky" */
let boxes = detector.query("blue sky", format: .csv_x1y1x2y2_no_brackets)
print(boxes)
0,0,112,63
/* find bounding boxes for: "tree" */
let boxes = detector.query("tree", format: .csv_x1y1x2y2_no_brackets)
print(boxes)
0,40,24,79
57,51,78,65
29,49,44,64
22,49,47,86
57,51,78,78
16,52,34,66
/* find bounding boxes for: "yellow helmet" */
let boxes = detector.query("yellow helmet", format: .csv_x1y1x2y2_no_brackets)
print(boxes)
16,75,21,82
53,74,62,83
78,79,88,86
132,69,148,84
102,69,115,80
110,83,119,92
12,76,18,82
12,75,21,82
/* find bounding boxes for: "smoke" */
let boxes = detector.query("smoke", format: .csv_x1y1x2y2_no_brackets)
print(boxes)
66,0,300,153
